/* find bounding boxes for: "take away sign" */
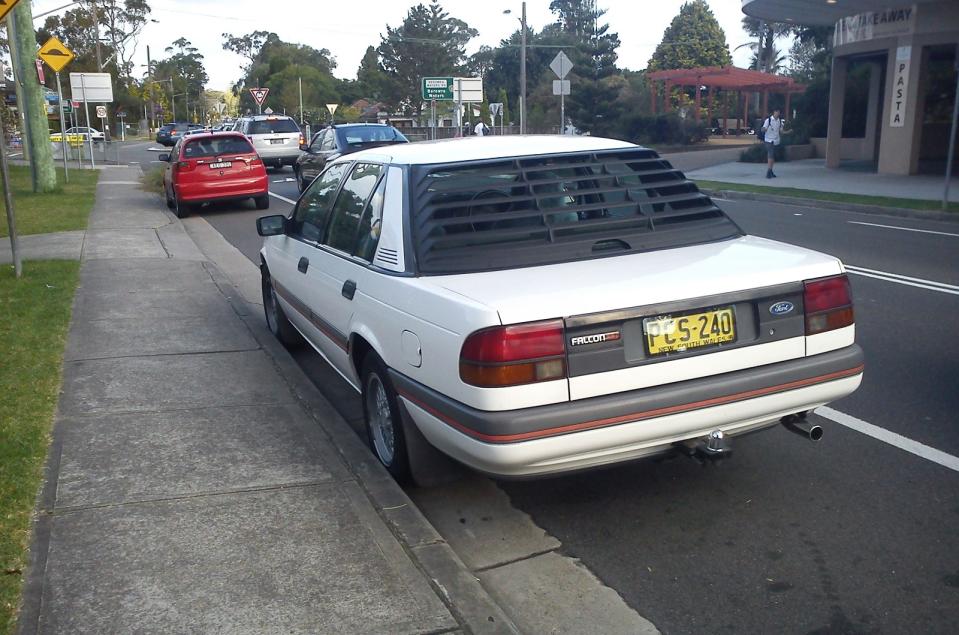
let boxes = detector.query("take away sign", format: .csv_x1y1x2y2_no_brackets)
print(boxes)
249,87,269,106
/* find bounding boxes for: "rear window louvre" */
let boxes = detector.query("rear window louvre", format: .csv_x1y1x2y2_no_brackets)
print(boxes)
409,148,742,274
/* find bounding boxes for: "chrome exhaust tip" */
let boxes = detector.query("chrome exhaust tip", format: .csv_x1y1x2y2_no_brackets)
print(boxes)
781,413,823,442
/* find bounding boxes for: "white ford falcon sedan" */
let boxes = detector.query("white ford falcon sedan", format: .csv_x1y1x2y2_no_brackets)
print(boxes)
256,135,863,481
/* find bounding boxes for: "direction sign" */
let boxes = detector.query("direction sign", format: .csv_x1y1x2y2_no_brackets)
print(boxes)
96,105,107,118
62,102,73,114
422,77,453,101
552,80,570,96
0,0,22,22
38,36,75,73
550,51,573,79
451,77,483,103
249,87,269,106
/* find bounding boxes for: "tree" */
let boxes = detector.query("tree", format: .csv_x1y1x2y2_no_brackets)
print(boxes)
96,0,151,78
737,17,793,73
356,46,387,100
377,3,478,116
647,0,731,71
155,38,208,121
222,31,275,73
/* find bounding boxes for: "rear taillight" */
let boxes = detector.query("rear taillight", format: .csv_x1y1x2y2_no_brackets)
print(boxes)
299,134,305,146
804,274,854,335
460,319,567,388
250,158,263,167
176,160,194,172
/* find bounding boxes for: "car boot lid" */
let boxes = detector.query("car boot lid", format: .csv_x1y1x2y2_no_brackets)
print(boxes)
425,235,844,325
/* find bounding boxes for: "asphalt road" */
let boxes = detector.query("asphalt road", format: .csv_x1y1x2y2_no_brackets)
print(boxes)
141,141,959,633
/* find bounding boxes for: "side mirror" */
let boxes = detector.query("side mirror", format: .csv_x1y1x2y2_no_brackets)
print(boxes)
299,143,310,152
257,214,287,237
158,153,170,162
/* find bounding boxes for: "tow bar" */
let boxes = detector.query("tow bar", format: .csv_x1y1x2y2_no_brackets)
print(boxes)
675,429,732,464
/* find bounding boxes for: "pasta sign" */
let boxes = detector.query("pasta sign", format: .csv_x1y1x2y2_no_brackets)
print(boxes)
889,46,911,128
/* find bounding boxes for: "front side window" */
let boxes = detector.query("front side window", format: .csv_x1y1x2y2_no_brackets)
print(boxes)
325,163,383,253
320,132,336,152
292,163,348,243
309,131,326,152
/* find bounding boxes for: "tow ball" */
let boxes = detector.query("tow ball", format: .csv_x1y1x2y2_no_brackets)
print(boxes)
675,429,732,464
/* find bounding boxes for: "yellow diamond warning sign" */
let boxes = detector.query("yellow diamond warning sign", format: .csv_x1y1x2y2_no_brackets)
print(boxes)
0,0,22,22
39,36,75,73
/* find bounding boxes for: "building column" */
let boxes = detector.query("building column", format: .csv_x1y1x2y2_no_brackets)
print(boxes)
741,91,747,131
762,89,769,118
826,56,849,168
649,78,656,114
878,43,928,175
785,90,792,120
664,80,672,112
862,61,883,162
706,85,713,129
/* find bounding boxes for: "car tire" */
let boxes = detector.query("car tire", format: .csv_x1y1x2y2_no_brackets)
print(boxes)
174,196,191,219
165,186,174,209
362,353,411,483
261,268,302,348
254,195,270,210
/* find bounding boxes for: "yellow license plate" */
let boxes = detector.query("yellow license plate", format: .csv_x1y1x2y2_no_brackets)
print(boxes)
644,307,736,355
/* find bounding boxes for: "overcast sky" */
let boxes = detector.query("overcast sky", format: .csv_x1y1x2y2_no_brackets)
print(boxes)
32,0,758,91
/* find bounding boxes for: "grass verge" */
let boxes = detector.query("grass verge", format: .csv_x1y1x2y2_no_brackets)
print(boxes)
139,165,165,195
694,179,959,213
0,167,100,238
0,260,79,634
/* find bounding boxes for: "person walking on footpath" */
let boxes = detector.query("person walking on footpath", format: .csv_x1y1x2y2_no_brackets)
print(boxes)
762,108,784,178
474,120,490,136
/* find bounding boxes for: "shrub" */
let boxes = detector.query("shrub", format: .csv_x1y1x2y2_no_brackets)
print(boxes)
618,113,709,146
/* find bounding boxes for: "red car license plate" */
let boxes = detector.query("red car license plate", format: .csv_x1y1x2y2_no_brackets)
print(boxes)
208,161,232,169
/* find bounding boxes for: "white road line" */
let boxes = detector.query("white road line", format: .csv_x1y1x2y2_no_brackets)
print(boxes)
269,191,297,205
845,265,959,295
816,406,959,473
848,221,959,238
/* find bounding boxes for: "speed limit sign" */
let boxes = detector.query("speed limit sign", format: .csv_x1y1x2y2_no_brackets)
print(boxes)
95,105,107,118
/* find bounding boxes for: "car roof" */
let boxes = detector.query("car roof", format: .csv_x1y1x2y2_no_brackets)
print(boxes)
248,114,295,121
340,135,638,166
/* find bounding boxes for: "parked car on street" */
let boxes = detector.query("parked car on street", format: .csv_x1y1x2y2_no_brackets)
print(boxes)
50,126,104,144
256,136,863,481
293,123,408,192
235,115,303,169
160,131,269,218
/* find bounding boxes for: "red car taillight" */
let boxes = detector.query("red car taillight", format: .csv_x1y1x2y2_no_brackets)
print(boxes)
176,160,194,172
804,274,854,335
460,319,567,388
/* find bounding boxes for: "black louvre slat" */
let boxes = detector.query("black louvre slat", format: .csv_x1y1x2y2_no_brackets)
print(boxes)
409,148,742,274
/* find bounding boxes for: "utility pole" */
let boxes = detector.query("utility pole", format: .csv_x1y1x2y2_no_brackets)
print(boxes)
146,45,155,131
91,1,103,70
9,3,56,192
520,1,527,135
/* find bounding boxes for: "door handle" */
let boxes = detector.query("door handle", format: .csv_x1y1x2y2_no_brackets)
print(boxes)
341,279,356,300
297,257,309,273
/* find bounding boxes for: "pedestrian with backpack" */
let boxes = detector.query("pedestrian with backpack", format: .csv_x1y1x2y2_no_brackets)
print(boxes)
761,109,784,179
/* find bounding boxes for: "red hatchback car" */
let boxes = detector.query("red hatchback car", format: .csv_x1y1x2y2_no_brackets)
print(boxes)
161,132,269,218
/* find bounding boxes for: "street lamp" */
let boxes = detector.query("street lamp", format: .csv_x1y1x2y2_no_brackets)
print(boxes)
503,2,527,134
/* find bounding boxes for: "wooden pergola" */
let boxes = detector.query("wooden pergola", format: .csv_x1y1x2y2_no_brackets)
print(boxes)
646,66,806,131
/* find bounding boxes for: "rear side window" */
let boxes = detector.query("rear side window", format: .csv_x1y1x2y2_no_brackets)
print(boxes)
247,119,299,135
183,136,254,158
325,163,384,253
409,149,742,274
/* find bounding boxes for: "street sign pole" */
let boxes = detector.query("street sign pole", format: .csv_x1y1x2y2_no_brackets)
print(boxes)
456,78,463,138
431,99,436,140
55,71,68,182
0,121,21,278
80,74,95,168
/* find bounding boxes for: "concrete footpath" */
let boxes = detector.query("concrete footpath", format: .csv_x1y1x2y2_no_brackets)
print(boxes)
17,167,514,634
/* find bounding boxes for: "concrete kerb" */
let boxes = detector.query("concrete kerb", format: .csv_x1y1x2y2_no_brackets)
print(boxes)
200,261,520,634
701,187,959,223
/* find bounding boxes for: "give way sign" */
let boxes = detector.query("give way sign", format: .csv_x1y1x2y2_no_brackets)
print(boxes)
249,87,269,106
